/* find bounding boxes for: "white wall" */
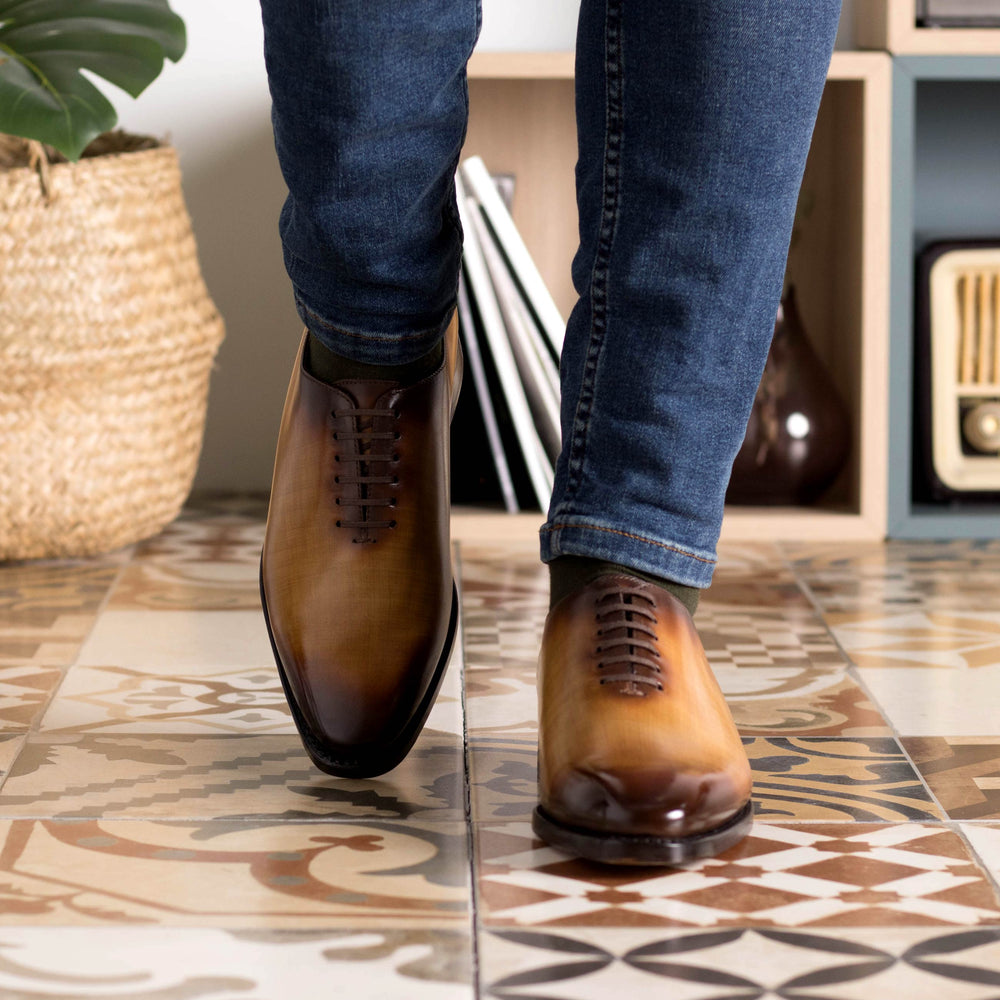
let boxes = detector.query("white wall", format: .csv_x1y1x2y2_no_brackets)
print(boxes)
115,0,857,493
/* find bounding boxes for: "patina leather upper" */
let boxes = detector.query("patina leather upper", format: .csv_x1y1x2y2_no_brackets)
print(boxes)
261,317,461,771
537,573,752,839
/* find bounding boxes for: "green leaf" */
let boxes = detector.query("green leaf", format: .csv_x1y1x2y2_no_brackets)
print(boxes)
0,0,185,160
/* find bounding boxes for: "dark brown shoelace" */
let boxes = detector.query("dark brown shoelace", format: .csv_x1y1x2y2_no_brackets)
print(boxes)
594,583,663,695
331,405,399,533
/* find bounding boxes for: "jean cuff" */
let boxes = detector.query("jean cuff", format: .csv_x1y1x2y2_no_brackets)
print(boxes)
293,292,453,366
539,516,718,590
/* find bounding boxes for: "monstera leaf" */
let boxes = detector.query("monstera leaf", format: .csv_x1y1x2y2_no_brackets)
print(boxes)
0,0,185,161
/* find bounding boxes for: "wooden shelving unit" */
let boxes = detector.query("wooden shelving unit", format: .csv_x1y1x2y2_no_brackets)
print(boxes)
461,51,892,542
886,55,1000,537
857,1,1000,55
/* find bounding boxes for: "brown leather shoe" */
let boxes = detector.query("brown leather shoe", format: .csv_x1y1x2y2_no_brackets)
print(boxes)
533,572,752,864
260,316,462,777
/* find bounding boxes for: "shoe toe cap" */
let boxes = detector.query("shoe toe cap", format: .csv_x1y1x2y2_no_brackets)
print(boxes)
548,763,750,839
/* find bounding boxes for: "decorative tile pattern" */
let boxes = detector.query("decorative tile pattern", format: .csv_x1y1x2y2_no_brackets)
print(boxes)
40,662,294,735
0,733,464,821
468,738,537,822
961,824,1000,887
902,738,1000,820
0,734,24,782
829,609,1000,671
481,926,1000,1000
721,666,889,736
41,612,462,738
109,501,266,611
827,610,1000,735
0,561,122,668
466,738,937,825
463,666,538,736
0,819,469,927
747,738,943,822
0,664,64,733
0,927,473,999
476,822,1000,928
695,607,847,670
786,540,1000,613
38,609,285,734
4,508,1000,990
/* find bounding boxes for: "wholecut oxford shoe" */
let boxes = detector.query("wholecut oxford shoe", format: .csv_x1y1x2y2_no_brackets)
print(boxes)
533,572,753,864
260,315,462,778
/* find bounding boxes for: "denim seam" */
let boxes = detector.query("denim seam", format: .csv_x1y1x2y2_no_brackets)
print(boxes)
541,523,717,567
553,0,624,517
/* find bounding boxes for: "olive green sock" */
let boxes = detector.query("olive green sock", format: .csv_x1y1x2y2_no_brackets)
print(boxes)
305,332,444,386
548,555,700,616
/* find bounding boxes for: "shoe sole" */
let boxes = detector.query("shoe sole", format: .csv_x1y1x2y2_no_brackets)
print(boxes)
259,561,459,779
531,800,753,866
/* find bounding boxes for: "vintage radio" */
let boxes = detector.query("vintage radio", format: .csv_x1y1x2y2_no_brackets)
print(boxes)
916,241,1000,500
918,0,1000,26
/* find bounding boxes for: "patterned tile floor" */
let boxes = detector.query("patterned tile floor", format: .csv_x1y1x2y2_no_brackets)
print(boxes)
1,498,999,996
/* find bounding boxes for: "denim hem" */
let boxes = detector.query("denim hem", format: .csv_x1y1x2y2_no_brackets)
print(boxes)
294,293,454,365
538,517,717,590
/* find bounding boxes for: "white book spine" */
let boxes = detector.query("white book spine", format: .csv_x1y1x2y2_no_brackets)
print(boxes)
456,171,554,509
460,155,567,359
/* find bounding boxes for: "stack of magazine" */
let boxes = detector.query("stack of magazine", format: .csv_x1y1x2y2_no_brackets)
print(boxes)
451,156,566,512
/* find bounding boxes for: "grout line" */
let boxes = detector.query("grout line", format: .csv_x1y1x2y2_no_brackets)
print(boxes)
455,540,484,1000
780,547,1000,900
0,550,135,796
954,821,1000,908
782,548,956,824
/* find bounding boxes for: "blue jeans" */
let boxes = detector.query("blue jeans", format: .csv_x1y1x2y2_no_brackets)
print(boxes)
260,0,842,589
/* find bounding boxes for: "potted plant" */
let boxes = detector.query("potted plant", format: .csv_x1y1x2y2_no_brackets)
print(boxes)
0,0,225,559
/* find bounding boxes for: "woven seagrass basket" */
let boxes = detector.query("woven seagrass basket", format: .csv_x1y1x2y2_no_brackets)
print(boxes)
0,135,225,559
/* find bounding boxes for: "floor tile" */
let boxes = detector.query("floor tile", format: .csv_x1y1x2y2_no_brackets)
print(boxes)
43,615,462,739
108,500,266,611
855,667,1000,737
475,822,1000,928
713,541,788,575
0,664,64,733
40,662,292,734
786,540,1000,613
695,606,847,670
720,665,889,737
39,609,283,734
0,818,469,926
458,545,548,696
703,574,814,610
747,737,942,822
463,665,538,736
829,609,1000,671
961,824,1000,885
902,738,1000,821
468,738,537,822
0,732,464,821
783,538,1000,571
73,610,275,673
0,734,24,782
0,927,473,999
466,737,937,826
108,551,262,612
480,925,1000,1000
0,561,122,668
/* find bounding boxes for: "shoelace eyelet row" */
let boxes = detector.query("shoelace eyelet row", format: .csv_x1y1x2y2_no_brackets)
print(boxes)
330,405,400,535
593,585,663,694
